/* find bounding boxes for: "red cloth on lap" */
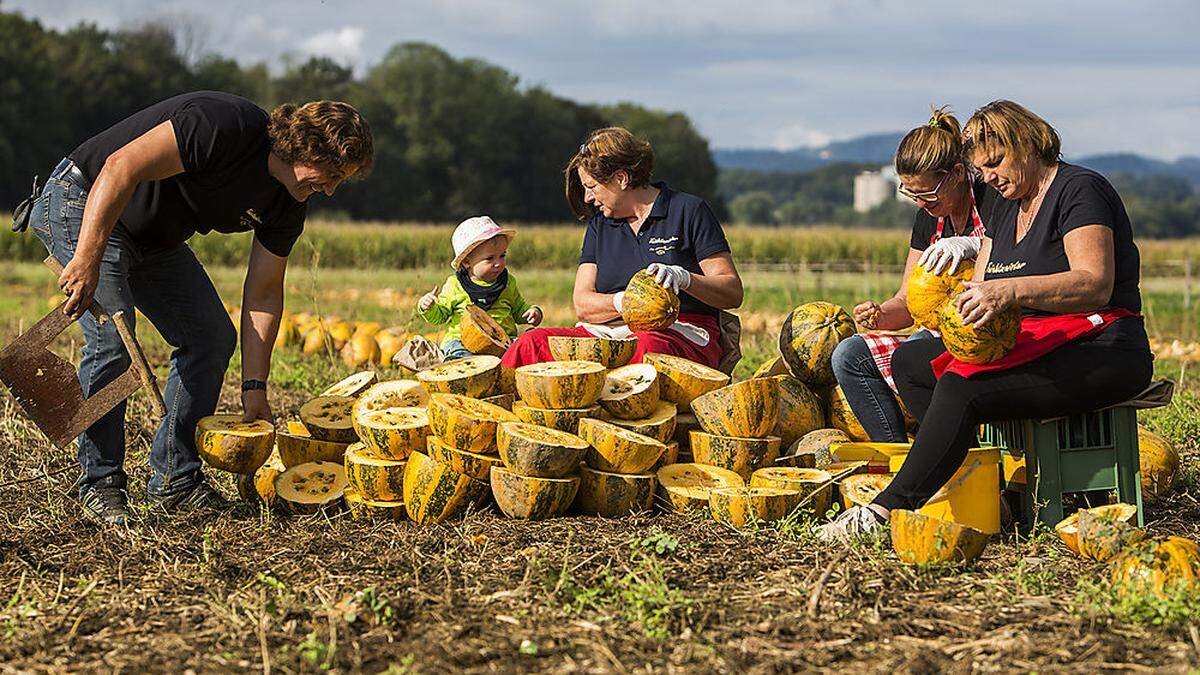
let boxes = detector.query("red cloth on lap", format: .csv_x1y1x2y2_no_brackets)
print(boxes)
501,313,723,369
931,309,1135,379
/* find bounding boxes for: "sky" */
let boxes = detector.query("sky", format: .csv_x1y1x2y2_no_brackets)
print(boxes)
10,0,1200,159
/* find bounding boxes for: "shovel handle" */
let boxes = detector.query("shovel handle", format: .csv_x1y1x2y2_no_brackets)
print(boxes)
44,256,110,319
45,256,166,417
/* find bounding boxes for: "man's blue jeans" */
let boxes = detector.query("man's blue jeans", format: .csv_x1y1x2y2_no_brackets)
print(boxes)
831,329,935,443
28,159,237,498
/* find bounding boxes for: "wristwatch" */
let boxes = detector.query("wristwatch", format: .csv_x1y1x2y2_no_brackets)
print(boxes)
241,379,267,392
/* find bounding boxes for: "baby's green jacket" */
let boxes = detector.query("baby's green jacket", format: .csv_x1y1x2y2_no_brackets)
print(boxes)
417,274,536,348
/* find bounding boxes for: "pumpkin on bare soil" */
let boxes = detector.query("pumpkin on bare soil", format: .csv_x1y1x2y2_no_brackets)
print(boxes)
275,461,348,515
490,467,579,520
402,451,490,524
237,451,285,506
1138,427,1180,502
1110,536,1200,597
621,270,679,331
709,487,802,528
891,510,989,566
1074,503,1146,562
1054,503,1138,556
195,415,275,474
937,297,1021,364
778,302,855,387
656,463,743,513
343,489,406,521
750,467,833,515
574,465,656,517
460,305,512,357
905,261,975,330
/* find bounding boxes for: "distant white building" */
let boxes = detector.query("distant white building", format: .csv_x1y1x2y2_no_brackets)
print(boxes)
853,165,908,212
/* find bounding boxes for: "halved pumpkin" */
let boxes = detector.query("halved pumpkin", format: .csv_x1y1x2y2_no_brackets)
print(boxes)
321,370,377,397
355,406,431,461
195,415,275,474
599,364,660,420
599,402,677,443
511,401,600,433
574,465,656,517
688,431,781,480
547,336,637,368
709,487,802,529
460,304,512,357
656,462,744,513
643,353,729,408
840,473,893,509
750,467,833,515
427,393,518,454
274,461,347,515
515,360,607,409
496,422,588,479
490,466,579,520
1054,503,1139,556
690,377,780,438
416,355,501,398
577,417,667,474
299,396,358,443
891,509,989,565
425,436,501,482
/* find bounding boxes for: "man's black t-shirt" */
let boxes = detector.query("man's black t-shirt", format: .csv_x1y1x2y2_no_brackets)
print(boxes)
908,179,999,251
983,162,1146,349
579,182,731,318
69,91,306,257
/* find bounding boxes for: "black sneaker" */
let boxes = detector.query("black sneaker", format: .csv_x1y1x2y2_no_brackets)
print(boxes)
149,480,230,514
80,486,130,526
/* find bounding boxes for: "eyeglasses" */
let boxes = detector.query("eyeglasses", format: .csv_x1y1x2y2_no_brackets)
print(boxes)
897,169,952,204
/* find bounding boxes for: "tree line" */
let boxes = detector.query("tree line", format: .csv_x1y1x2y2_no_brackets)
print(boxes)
0,11,721,221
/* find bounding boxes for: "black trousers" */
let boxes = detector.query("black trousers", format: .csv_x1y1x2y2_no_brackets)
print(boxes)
875,331,1153,511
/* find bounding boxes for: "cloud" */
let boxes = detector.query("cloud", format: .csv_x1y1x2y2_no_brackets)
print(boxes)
6,0,1200,157
300,26,366,68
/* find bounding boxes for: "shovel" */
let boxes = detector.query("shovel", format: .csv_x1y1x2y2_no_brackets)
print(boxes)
0,256,165,448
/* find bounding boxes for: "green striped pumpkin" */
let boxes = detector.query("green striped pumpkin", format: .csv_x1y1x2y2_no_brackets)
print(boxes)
402,451,490,524
490,467,579,520
344,443,407,502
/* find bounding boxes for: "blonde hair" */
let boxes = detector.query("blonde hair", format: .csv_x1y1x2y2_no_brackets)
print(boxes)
895,106,964,177
564,127,654,219
963,99,1061,166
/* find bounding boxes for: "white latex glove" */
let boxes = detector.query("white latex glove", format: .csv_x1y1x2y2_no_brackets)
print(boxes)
918,236,981,275
612,291,625,313
646,263,692,293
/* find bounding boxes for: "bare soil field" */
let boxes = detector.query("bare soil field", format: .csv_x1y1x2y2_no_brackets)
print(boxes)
1,261,1198,673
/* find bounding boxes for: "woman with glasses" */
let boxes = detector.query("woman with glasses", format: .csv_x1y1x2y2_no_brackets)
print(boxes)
502,126,744,369
831,108,999,442
819,100,1152,541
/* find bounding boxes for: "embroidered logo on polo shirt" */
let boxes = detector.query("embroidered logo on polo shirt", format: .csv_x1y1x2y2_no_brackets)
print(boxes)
238,208,263,230
649,236,678,256
986,260,1026,274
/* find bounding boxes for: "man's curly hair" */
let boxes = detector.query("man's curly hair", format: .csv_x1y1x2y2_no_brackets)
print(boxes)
268,101,373,179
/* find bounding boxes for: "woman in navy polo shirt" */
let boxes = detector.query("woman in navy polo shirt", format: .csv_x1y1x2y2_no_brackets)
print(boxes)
502,127,744,369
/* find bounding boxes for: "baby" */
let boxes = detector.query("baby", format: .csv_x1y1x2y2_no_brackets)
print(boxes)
418,216,542,360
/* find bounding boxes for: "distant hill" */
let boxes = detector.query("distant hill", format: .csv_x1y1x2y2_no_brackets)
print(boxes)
716,136,1200,188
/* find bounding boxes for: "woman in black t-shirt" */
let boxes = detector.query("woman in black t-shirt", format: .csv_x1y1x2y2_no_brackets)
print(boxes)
819,100,1153,542
22,92,372,524
833,108,997,443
